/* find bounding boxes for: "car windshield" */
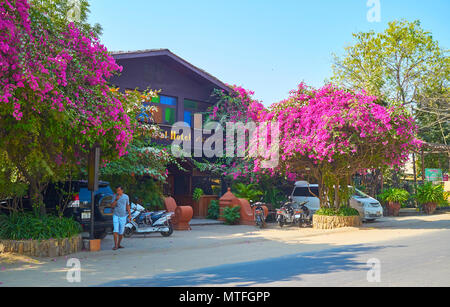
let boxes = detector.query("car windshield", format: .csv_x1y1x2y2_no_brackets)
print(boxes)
353,189,371,199
293,187,319,197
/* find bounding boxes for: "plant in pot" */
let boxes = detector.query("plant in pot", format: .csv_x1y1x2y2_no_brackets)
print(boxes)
415,183,445,215
193,188,204,202
192,188,205,217
377,188,410,216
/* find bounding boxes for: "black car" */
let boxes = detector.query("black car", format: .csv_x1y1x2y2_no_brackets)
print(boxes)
44,180,115,239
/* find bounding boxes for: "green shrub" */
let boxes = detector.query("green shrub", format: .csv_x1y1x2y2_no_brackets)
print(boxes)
193,188,204,201
221,206,241,225
377,188,410,205
233,183,263,202
315,207,360,217
263,188,287,209
0,213,82,241
441,191,450,208
415,183,446,205
207,200,220,220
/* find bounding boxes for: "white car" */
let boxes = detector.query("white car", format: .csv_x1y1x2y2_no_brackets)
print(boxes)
290,181,384,221
350,188,384,221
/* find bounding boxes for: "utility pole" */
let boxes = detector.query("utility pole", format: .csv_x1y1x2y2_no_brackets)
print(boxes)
88,145,100,240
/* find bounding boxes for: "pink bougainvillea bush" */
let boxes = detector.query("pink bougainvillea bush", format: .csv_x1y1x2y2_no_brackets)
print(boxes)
0,0,132,159
0,0,135,209
250,83,421,207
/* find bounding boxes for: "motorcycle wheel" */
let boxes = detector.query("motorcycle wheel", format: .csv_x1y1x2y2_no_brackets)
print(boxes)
161,224,173,237
257,217,266,229
278,219,284,228
123,227,135,238
260,220,266,229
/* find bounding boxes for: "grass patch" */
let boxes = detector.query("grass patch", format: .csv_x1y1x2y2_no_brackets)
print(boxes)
0,213,82,241
315,207,360,217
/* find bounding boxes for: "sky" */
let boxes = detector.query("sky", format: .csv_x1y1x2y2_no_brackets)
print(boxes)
88,0,450,106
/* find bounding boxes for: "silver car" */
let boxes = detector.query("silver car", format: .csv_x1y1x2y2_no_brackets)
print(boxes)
291,182,384,221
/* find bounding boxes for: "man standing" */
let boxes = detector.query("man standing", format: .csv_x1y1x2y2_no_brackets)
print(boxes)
111,186,132,251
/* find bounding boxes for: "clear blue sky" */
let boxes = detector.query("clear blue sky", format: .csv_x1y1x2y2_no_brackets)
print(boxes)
89,0,449,106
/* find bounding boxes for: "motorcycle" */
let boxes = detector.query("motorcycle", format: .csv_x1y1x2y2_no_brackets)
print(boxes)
124,203,174,238
276,199,311,228
250,201,267,229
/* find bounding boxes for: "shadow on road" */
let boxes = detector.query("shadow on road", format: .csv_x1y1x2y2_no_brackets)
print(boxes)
98,244,404,287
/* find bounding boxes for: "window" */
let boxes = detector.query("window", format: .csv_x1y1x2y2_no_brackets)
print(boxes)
150,95,177,125
183,99,208,127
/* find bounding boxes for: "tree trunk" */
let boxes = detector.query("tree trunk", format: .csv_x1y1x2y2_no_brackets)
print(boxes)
334,180,340,209
29,178,46,216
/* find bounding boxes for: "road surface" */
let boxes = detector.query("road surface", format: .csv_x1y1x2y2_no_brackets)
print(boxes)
99,228,450,287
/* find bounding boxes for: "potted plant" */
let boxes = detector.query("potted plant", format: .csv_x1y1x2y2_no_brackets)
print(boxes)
377,188,410,216
415,183,445,215
193,188,204,202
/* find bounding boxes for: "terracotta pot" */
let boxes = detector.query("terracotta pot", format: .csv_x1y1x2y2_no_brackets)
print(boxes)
422,203,437,215
174,206,193,231
386,202,401,216
89,239,101,252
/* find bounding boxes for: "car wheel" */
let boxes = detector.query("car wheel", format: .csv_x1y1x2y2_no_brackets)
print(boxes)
94,231,107,240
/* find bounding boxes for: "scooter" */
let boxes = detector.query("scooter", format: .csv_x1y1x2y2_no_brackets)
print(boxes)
250,201,266,229
276,199,311,228
124,203,174,238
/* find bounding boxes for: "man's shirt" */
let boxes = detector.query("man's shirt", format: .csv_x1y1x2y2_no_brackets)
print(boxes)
113,194,130,217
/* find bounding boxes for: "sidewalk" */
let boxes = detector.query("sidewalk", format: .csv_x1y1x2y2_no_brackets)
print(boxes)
1,213,449,287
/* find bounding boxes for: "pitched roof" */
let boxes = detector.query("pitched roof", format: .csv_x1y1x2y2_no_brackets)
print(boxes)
111,49,231,92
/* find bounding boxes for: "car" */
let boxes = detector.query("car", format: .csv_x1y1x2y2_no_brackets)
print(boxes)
349,188,384,221
43,180,115,239
290,181,384,221
290,181,321,215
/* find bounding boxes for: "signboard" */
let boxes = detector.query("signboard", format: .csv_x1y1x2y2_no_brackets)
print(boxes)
151,125,213,151
425,169,443,182
443,173,449,182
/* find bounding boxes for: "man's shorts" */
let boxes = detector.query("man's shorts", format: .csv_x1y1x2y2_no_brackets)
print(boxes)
113,215,127,235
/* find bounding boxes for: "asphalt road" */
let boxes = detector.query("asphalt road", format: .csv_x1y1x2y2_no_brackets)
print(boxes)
99,228,450,287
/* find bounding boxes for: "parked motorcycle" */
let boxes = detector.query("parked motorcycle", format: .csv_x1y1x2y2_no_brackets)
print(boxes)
276,199,311,228
250,201,267,229
124,203,174,238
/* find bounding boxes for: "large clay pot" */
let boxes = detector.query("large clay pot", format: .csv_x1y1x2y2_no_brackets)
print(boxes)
164,197,193,231
174,206,193,230
422,203,437,215
386,202,401,216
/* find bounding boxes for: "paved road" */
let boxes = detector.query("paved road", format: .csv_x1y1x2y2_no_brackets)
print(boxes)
99,228,450,287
